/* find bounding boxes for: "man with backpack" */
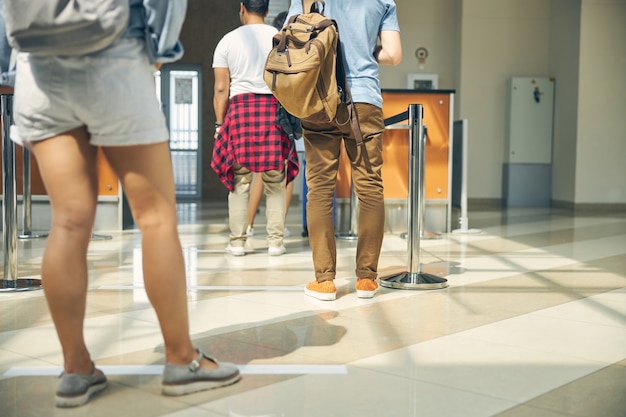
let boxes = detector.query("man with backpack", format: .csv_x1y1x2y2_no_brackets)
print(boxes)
211,0,299,257
285,0,402,300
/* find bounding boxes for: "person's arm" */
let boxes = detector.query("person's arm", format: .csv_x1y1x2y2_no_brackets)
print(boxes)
375,30,402,66
213,67,230,134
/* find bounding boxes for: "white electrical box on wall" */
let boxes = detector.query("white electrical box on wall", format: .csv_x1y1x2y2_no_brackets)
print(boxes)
505,77,555,163
503,77,555,207
407,73,438,90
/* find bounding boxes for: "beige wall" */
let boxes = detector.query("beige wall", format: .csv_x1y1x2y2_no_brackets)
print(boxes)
550,0,580,204
457,0,553,201
379,0,457,90
575,0,626,204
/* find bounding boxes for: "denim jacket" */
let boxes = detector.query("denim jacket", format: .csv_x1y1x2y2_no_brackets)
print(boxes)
126,0,187,64
0,0,187,86
0,0,14,86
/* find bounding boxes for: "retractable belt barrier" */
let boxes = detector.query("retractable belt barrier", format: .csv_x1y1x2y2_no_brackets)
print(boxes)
384,110,409,127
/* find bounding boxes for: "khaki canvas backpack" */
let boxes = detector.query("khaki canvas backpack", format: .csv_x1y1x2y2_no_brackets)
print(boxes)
264,0,363,145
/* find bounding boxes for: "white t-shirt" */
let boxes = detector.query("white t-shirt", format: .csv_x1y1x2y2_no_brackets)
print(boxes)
212,24,277,98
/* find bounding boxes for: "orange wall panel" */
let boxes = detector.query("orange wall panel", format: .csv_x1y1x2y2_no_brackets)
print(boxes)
381,91,451,201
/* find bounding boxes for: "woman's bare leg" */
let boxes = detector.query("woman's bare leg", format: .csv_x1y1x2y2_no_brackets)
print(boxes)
102,142,213,367
30,128,99,375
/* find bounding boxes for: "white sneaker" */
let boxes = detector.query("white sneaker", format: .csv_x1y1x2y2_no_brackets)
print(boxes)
246,225,254,237
268,245,286,256
225,244,245,256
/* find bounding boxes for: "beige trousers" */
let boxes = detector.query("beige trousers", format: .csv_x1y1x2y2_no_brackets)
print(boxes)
229,165,286,247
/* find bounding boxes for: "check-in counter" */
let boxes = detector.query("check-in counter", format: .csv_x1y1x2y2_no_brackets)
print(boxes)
336,89,455,234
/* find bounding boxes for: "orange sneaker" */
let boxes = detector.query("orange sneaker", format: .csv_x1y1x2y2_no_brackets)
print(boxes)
356,278,378,299
304,280,337,301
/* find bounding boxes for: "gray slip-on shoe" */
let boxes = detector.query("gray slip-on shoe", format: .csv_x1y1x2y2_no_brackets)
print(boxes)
162,349,241,396
55,366,107,407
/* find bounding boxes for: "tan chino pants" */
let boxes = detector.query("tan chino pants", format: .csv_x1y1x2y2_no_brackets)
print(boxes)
302,103,385,282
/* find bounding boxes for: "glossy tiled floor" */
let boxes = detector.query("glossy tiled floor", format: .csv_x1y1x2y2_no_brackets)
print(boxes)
1,203,625,417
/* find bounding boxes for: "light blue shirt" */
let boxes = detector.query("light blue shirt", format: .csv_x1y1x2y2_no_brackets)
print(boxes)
0,0,187,85
287,0,400,108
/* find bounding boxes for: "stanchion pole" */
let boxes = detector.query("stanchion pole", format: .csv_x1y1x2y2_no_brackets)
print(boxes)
19,147,48,239
90,231,112,241
452,119,480,235
0,91,42,291
380,104,448,290
399,124,441,241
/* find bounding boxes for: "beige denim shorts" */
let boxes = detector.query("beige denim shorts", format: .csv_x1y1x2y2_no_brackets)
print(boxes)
12,38,169,147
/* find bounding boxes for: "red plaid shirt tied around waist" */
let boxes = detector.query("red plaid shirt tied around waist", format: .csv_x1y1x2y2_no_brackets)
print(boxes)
211,93,299,192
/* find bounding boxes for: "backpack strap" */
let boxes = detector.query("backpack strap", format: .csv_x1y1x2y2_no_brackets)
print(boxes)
302,0,325,14
335,38,364,146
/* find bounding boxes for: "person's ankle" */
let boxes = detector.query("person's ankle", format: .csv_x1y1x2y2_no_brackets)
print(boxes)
63,353,94,375
166,347,219,370
165,346,199,366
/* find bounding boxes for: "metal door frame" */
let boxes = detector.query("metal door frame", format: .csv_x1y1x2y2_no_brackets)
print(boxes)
158,63,203,200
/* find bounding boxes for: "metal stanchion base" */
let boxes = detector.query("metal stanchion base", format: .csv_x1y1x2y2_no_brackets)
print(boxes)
18,231,49,240
380,271,448,290
400,230,441,240
90,233,112,241
0,278,43,292
420,261,464,277
421,230,442,240
336,232,358,241
452,228,481,235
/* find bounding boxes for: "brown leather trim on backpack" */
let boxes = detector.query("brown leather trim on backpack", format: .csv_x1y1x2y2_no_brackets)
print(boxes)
336,38,364,146
303,0,323,14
